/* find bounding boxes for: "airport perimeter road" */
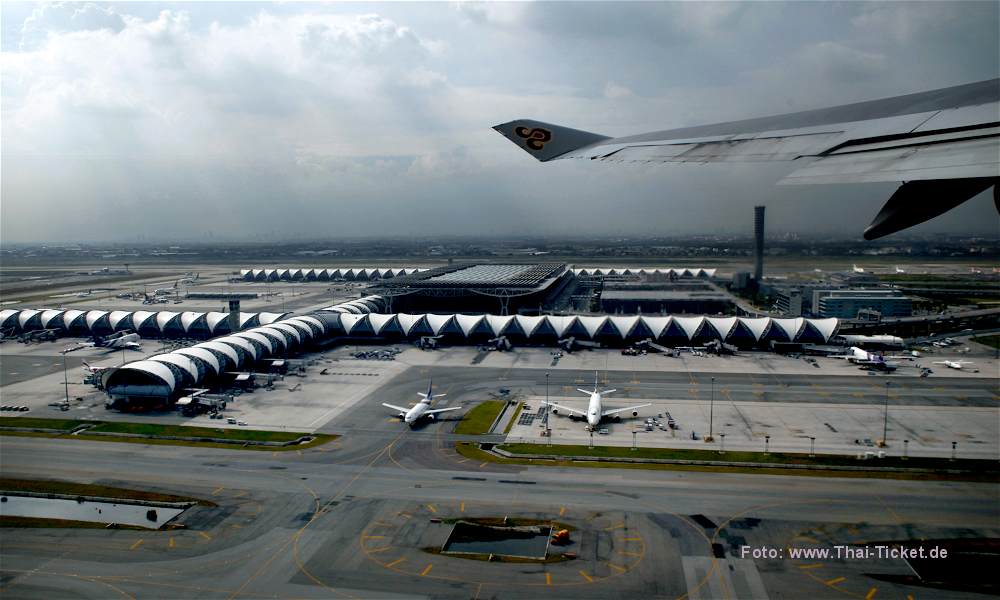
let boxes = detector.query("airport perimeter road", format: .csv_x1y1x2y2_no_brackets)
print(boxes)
1,433,998,600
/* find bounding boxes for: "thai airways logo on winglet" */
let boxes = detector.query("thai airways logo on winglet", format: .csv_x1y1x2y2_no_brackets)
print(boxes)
515,126,552,151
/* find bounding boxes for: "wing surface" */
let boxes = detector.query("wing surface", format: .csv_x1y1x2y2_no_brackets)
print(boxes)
601,403,652,418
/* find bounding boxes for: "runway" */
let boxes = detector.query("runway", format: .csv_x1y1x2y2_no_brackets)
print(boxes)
2,416,998,598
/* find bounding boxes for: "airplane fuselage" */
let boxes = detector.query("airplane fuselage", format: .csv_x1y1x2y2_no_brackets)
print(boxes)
586,392,603,429
404,401,433,425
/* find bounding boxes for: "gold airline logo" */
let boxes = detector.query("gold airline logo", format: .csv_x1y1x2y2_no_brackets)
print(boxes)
515,126,552,151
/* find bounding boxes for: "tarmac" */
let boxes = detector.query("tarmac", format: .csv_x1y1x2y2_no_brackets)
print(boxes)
1,339,998,598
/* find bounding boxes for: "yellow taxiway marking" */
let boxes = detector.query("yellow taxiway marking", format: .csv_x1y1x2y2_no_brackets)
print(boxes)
617,550,641,557
825,576,846,586
168,537,176,548
198,531,211,541
621,536,641,541
603,522,626,531
798,563,824,570
420,564,433,577
426,504,437,514
865,587,878,600
579,570,593,583
559,506,566,517
211,487,224,496
608,563,627,573
130,539,144,550
479,462,488,469
398,512,412,519
386,557,406,568
851,392,865,398
460,502,465,513
363,535,385,540
545,572,552,585
457,457,470,463
367,546,392,554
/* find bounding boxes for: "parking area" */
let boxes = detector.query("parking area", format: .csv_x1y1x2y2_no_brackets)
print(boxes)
505,395,1000,459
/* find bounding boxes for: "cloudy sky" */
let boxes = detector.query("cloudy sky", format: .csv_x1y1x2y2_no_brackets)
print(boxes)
2,1,997,243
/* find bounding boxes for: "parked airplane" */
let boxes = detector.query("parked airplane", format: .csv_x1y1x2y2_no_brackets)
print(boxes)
836,347,898,372
82,361,114,374
894,266,906,274
544,372,651,430
494,79,999,239
934,360,978,372
382,381,461,426
852,264,865,274
98,331,142,351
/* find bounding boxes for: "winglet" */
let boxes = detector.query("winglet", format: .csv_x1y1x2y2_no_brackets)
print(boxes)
493,119,610,162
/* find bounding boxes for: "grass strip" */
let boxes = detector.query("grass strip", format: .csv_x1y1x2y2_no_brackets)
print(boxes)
501,442,994,471
86,422,305,442
0,477,213,506
1,417,337,451
454,443,998,482
454,400,505,435
503,402,524,435
0,417,94,430
70,433,337,452
972,335,1000,350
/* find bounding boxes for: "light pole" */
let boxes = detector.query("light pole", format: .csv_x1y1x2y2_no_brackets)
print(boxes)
880,381,890,447
632,430,637,451
903,439,909,460
62,351,69,405
809,436,816,457
708,376,715,442
544,372,550,444
764,434,770,454
719,433,726,454
951,441,957,461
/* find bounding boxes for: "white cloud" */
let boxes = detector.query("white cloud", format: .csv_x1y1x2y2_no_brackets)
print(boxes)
1,2,996,242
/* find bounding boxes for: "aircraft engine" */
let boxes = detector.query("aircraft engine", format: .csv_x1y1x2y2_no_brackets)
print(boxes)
429,414,435,420
613,416,621,423
552,408,559,414
632,410,639,417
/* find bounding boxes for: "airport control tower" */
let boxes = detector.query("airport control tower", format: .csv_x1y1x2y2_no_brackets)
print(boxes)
754,205,765,282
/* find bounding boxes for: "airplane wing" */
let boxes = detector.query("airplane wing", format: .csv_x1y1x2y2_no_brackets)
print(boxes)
544,401,587,417
382,403,410,413
425,406,462,415
494,78,1000,239
601,403,652,418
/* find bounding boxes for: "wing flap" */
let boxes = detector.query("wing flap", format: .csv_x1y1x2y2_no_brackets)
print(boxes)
589,131,844,163
781,135,1000,184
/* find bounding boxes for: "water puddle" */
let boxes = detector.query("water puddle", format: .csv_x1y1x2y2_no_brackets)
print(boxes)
1,494,188,528
443,521,551,559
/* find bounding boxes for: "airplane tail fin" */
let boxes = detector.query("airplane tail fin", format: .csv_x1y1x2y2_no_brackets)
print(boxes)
493,119,610,162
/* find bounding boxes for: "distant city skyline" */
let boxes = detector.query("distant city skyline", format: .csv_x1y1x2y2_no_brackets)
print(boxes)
2,2,998,242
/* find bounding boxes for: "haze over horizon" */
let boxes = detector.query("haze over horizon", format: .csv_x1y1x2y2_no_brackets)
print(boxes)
2,1,998,243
